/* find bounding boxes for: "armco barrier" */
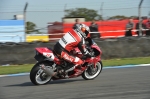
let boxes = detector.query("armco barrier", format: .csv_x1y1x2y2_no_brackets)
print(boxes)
0,36,150,65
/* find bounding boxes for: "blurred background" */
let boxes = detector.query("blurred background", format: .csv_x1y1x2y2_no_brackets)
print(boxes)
1,2,150,99
0,0,150,42
0,0,150,85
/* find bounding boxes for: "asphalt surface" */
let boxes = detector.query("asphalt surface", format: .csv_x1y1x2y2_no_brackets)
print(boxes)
0,66,150,99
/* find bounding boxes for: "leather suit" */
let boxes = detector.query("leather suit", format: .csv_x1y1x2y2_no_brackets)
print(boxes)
53,28,93,70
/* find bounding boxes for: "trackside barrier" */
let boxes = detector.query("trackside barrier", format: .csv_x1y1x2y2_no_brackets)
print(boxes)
1,36,150,65
26,35,49,42
0,29,149,42
26,29,149,41
0,35,23,42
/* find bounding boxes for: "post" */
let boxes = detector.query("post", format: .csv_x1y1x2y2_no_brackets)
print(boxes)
100,2,104,20
23,2,28,42
64,4,67,17
138,0,144,36
99,2,104,38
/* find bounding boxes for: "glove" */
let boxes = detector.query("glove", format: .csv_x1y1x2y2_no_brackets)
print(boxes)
82,52,91,60
85,52,91,58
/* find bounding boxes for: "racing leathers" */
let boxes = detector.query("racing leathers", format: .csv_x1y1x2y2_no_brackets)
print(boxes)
53,28,93,72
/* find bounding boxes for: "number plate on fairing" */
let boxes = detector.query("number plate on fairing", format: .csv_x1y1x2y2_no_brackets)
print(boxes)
43,52,55,61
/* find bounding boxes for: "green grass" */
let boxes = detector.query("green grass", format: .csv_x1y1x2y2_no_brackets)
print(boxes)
0,64,33,75
103,57,150,66
0,56,150,75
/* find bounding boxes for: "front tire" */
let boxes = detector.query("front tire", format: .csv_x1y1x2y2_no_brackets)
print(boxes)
82,61,103,80
30,62,53,85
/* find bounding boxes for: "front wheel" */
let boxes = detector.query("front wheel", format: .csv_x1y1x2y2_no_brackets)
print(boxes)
30,62,53,85
82,61,103,80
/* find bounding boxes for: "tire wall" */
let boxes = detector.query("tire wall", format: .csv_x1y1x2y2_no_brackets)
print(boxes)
0,37,150,65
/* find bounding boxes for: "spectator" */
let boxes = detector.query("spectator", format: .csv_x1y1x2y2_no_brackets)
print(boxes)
89,20,98,32
72,19,80,29
145,18,150,36
89,20,101,38
125,18,134,36
135,19,146,36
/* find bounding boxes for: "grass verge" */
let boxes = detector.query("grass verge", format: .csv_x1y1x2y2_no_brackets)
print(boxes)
0,56,150,75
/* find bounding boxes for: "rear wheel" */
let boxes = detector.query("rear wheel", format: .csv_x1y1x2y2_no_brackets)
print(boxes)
30,62,53,85
82,61,103,80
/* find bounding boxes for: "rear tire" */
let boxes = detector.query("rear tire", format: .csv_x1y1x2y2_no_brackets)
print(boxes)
30,62,53,85
82,61,103,80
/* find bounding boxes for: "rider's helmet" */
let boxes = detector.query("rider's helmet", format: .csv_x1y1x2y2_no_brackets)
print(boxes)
77,24,90,39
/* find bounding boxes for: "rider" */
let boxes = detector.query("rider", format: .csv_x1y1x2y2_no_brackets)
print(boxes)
53,24,94,76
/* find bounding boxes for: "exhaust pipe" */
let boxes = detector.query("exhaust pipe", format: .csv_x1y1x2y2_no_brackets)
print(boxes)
40,64,59,78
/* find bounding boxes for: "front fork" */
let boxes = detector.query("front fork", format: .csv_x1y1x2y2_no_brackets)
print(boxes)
86,61,98,74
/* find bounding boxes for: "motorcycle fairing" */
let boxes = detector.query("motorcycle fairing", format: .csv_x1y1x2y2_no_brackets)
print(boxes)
35,47,61,64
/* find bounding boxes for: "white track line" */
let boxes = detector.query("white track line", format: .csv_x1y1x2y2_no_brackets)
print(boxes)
0,64,150,78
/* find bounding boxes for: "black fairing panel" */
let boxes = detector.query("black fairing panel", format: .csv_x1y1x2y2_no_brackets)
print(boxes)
34,51,45,61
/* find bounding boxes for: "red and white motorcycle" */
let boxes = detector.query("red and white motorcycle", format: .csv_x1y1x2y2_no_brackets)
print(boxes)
30,42,103,85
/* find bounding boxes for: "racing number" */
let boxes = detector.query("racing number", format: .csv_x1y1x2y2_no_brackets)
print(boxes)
62,37,67,44
44,53,52,58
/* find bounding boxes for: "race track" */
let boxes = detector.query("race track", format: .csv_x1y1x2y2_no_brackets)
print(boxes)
0,66,150,99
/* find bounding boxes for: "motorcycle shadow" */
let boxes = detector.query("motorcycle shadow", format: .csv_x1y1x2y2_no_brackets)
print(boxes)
5,82,34,87
50,78,85,84
5,78,86,87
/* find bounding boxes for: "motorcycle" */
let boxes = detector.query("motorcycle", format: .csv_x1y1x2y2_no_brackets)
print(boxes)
30,42,103,85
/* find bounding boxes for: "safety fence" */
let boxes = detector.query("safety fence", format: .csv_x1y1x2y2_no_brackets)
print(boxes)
1,29,149,42
1,1,149,43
